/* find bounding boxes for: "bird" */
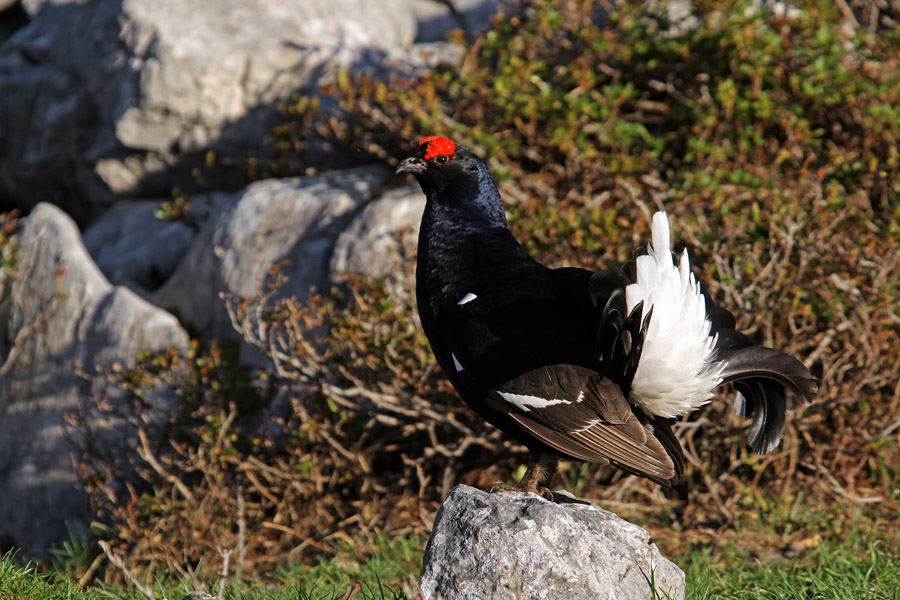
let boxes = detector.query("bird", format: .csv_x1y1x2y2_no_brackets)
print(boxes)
396,135,817,496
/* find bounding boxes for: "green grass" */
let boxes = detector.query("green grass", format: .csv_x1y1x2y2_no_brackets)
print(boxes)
5,516,898,600
0,535,421,600
684,531,900,599
0,553,409,600
0,553,108,600
265,533,423,598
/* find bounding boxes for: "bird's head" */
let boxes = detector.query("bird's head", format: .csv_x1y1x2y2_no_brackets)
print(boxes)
396,136,487,190
396,135,458,175
397,135,460,173
396,136,506,227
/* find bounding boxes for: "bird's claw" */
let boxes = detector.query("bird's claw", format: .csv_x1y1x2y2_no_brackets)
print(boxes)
538,487,555,501
489,482,518,494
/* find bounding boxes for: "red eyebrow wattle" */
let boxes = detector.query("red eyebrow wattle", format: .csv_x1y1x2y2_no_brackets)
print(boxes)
417,136,456,160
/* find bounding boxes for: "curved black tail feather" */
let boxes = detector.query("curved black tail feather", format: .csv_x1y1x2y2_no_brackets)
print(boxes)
714,346,817,454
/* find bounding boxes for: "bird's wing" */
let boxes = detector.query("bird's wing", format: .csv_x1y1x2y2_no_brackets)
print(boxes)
490,364,681,486
444,268,599,388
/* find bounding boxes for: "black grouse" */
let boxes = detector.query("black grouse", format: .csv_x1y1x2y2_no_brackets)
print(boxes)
397,135,817,495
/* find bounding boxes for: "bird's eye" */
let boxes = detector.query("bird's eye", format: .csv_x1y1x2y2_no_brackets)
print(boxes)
435,155,449,165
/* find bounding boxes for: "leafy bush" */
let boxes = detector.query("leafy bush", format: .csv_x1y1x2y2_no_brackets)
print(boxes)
273,0,899,261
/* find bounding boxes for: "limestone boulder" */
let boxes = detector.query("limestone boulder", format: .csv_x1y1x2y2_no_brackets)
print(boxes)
330,183,425,293
420,485,685,600
0,0,416,224
148,166,392,342
82,194,227,293
0,203,189,558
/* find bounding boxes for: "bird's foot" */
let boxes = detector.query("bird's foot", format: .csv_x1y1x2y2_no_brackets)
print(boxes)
489,482,555,501
489,452,560,500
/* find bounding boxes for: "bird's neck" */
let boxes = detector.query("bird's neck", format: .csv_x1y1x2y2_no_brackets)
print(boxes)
414,162,540,336
424,163,509,231
415,206,482,328
416,198,536,338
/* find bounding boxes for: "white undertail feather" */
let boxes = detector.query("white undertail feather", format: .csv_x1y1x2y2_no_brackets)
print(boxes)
625,212,724,418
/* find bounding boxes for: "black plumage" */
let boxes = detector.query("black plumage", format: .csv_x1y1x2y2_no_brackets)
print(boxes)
397,136,817,495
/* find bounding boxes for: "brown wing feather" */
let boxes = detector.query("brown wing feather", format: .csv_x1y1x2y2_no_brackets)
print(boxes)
494,368,681,486
649,418,685,481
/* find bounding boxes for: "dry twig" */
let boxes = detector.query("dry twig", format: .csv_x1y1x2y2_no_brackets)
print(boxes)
99,541,156,600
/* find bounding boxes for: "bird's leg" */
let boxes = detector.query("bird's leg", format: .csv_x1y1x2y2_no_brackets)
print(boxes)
525,451,559,499
490,451,559,500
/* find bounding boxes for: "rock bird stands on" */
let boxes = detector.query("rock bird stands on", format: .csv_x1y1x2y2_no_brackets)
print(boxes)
397,136,817,496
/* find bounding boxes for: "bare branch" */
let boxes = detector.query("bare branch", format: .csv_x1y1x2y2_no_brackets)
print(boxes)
136,428,195,504
99,541,156,600
215,548,231,600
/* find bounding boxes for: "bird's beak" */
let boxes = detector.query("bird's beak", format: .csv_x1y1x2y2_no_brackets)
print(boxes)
396,157,426,175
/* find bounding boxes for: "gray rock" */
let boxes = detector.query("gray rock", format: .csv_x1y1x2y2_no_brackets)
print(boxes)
411,0,459,43
82,194,227,292
644,0,699,36
80,201,196,293
405,41,465,70
149,165,391,342
420,485,685,600
452,0,507,36
411,0,507,42
0,0,416,224
0,203,189,558
330,184,425,286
